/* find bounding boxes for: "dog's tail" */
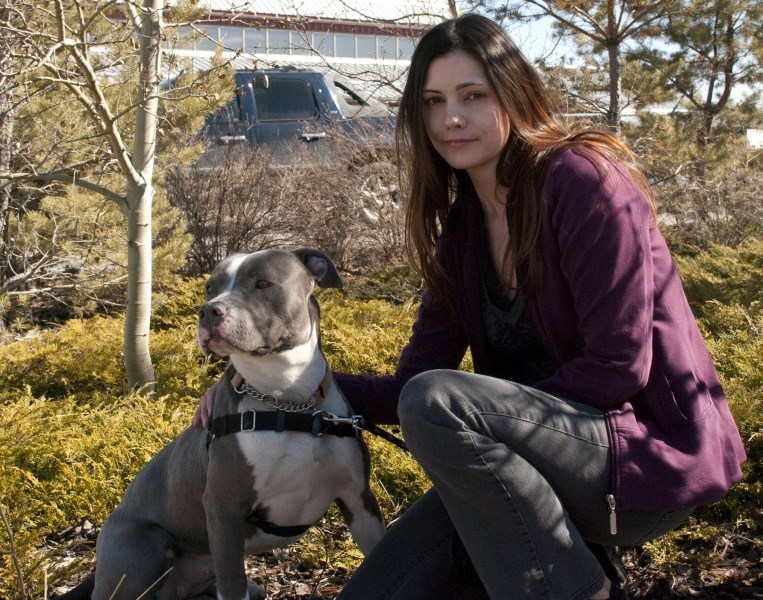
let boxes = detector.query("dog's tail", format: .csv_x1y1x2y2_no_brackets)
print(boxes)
50,572,95,600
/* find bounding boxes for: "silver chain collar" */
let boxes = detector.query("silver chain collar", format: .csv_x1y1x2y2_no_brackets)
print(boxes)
232,379,317,413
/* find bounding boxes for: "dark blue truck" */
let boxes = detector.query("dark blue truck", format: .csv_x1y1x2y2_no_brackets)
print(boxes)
203,67,397,167
200,67,400,219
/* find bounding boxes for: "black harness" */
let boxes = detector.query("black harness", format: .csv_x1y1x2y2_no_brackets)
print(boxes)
205,367,407,537
207,408,360,441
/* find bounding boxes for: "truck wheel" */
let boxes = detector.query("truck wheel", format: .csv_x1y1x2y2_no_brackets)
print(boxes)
355,162,400,222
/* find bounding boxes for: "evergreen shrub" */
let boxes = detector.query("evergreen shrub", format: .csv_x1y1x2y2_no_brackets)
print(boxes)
0,245,761,597
0,281,430,598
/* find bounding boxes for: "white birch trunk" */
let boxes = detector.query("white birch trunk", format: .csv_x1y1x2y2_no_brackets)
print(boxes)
124,0,163,392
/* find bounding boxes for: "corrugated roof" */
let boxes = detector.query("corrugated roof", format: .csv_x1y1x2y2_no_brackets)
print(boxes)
166,0,461,103
202,0,455,24
165,50,409,102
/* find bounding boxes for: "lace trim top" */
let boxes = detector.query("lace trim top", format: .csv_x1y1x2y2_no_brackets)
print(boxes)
478,212,557,385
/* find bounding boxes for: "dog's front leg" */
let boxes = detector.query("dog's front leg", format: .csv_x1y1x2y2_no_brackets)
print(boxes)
203,486,251,599
337,486,387,556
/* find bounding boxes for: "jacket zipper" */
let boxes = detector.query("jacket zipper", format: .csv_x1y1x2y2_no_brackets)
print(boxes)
603,410,618,537
606,494,617,535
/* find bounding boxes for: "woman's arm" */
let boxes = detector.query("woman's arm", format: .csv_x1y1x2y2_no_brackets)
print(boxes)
532,149,656,407
335,284,469,424
192,381,218,428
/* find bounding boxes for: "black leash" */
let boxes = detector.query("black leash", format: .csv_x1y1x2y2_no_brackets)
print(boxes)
362,422,409,452
305,411,409,452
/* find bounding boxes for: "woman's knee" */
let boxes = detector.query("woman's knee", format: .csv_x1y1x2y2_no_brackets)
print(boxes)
398,370,462,438
400,371,441,425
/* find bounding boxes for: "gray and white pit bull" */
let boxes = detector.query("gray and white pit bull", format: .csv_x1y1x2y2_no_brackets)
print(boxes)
59,248,386,600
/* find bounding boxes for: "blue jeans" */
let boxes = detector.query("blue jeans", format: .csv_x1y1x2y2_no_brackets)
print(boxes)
339,370,692,599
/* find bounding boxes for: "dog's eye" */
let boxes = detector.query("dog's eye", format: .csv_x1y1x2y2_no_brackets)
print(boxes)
255,280,272,289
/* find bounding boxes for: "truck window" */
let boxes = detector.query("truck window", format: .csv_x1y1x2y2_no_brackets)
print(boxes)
252,77,319,121
334,80,366,106
208,95,243,130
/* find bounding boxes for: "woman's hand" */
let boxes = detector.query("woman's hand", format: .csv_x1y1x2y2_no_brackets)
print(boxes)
192,382,218,429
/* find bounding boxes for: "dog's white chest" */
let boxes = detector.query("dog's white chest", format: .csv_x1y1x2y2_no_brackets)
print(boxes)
236,428,359,536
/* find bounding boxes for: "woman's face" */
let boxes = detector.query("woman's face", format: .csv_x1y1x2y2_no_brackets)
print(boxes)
421,50,510,181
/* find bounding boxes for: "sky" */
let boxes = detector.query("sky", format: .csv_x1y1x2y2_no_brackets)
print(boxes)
502,16,578,63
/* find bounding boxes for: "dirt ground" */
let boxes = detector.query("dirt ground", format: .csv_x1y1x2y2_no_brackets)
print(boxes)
48,518,763,599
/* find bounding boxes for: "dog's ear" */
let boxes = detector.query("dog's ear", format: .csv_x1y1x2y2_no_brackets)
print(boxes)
292,248,343,289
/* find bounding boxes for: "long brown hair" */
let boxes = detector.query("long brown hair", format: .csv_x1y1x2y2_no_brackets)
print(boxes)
397,13,656,302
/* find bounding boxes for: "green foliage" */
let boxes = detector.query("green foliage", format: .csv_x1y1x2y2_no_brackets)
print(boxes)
674,240,763,310
0,281,211,400
625,99,763,185
12,1,234,178
317,290,418,375
343,265,423,304
1,185,193,329
652,0,763,108
637,514,762,575
655,242,763,568
0,283,430,598
156,52,237,169
3,0,230,341
151,276,206,332
0,390,197,599
366,436,429,521
697,302,763,505
1,245,761,596
318,288,473,374
0,317,126,398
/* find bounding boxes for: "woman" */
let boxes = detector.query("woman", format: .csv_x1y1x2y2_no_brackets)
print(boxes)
330,13,745,600
194,13,745,600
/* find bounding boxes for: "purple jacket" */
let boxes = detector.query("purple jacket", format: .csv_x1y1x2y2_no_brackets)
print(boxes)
336,149,746,511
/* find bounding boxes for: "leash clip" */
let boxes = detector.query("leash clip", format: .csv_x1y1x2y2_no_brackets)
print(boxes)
323,413,367,430
311,411,366,437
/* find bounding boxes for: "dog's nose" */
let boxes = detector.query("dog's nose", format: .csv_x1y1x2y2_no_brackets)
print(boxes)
199,301,228,326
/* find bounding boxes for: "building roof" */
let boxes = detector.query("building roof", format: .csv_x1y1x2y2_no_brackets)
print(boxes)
202,0,455,25
166,52,410,103
167,0,459,103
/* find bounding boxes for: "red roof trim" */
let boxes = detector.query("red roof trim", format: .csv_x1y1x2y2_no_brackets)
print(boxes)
202,12,426,36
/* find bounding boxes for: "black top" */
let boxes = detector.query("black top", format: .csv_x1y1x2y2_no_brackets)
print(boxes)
478,212,557,385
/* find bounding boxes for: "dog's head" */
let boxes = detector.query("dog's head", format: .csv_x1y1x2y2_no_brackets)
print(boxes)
197,248,342,358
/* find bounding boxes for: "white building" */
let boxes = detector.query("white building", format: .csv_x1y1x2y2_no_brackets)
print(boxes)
166,0,458,102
